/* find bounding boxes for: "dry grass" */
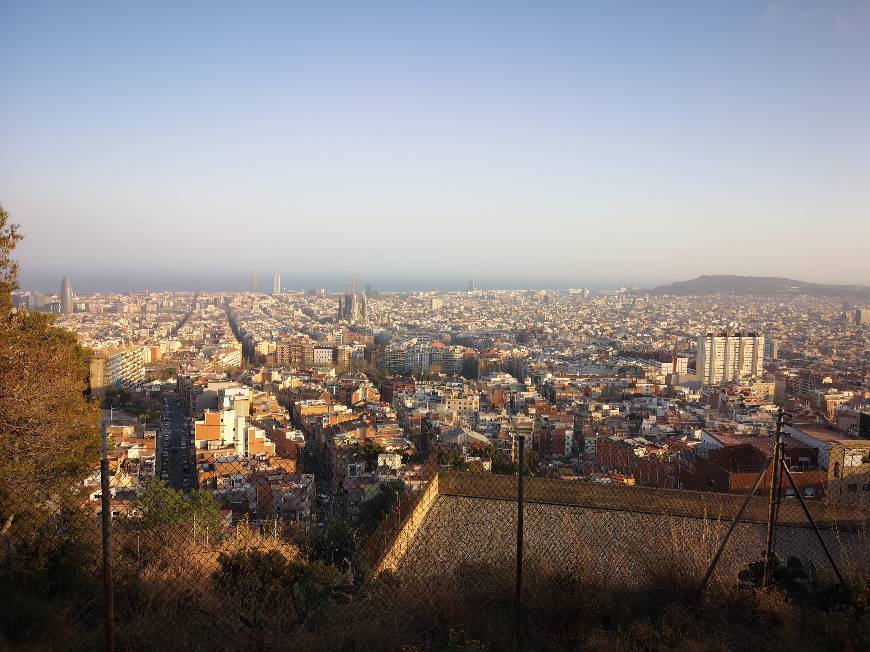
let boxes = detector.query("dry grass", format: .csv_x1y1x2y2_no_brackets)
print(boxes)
4,500,870,651
288,560,870,651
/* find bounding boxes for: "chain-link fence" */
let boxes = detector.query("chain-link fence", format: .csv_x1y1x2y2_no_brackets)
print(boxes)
2,408,869,650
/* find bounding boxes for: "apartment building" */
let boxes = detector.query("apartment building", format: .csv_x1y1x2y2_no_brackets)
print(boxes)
276,338,314,367
91,345,146,390
313,345,335,367
786,423,870,504
696,332,764,385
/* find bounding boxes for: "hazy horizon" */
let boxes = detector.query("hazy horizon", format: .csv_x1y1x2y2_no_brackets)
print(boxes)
14,269,654,294
14,268,870,296
2,2,869,286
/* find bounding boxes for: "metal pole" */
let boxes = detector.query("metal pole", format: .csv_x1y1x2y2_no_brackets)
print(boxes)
100,423,115,651
697,457,771,596
763,409,784,588
516,434,525,611
780,463,848,591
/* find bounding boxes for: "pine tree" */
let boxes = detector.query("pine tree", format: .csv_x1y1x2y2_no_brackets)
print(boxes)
0,206,101,533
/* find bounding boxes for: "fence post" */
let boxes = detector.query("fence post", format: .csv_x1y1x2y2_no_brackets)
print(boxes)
515,434,525,620
100,423,115,651
763,409,784,588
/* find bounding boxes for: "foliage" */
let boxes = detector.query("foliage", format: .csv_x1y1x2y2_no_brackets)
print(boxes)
402,447,429,464
0,205,22,314
488,445,516,475
360,442,385,472
355,480,405,536
344,358,387,385
439,448,469,471
738,555,812,601
0,209,103,644
160,366,177,380
135,480,222,532
104,388,159,423
419,362,443,380
213,549,351,625
0,311,101,523
306,519,358,570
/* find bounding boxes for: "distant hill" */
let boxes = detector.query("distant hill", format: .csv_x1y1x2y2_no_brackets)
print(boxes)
644,275,870,300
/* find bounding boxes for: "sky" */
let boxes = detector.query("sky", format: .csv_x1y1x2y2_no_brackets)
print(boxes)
1,1,869,293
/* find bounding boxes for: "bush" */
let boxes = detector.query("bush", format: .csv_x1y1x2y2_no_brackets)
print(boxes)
213,549,350,627
306,520,358,570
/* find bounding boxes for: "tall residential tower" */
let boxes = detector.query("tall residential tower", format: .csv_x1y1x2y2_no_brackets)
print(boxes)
696,332,764,385
272,273,281,295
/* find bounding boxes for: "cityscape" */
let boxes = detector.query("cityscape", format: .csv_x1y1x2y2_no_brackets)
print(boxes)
3,1,870,650
10,275,869,516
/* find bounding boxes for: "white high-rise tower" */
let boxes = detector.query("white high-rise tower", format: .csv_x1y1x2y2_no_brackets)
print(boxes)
696,332,764,385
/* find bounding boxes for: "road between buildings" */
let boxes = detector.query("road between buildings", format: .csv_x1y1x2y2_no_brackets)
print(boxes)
157,394,195,491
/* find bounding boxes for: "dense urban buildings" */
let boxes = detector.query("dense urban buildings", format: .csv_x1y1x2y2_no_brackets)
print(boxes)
11,282,868,540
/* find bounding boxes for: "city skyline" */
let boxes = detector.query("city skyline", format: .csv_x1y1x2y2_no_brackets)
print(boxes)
15,269,870,296
2,1,869,286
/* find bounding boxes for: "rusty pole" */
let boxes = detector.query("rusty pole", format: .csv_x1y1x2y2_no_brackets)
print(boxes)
515,434,525,636
763,409,784,588
100,422,115,651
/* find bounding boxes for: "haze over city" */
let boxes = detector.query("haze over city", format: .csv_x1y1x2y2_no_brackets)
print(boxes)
2,1,870,291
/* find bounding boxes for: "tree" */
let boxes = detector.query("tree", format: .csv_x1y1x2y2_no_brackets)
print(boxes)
488,445,516,475
307,519,357,569
0,319,101,506
344,358,386,385
157,367,177,381
360,442,385,472
213,549,350,624
422,363,443,380
0,205,22,314
0,205,100,545
135,480,221,532
438,449,469,471
355,480,405,536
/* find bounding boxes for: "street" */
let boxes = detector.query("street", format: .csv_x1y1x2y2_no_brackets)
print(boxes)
156,394,195,491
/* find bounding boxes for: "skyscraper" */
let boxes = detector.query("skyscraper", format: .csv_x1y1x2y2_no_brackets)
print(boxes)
60,277,73,315
250,273,260,293
696,332,764,385
272,273,281,295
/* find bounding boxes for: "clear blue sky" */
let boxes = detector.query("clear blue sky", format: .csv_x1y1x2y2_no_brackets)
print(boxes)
1,1,869,291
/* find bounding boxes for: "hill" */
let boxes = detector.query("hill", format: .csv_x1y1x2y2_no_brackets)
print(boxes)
645,275,870,299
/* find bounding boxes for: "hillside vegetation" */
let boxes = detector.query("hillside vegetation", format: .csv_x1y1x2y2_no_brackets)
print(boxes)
644,275,870,299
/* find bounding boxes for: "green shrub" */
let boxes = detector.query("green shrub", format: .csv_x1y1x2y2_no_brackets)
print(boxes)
213,549,351,627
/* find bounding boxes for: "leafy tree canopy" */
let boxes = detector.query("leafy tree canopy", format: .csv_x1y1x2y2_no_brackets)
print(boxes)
0,206,101,526
135,480,222,531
